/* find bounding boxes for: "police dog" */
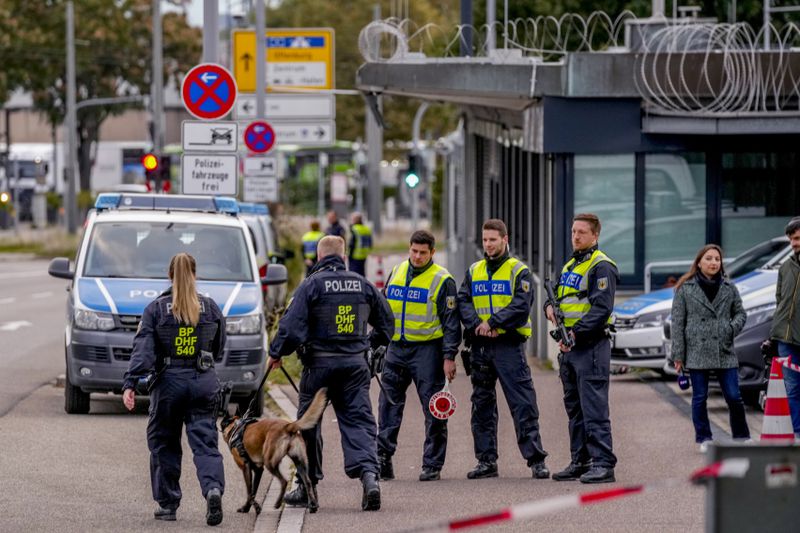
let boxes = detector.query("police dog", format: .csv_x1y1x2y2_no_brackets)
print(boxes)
220,388,327,514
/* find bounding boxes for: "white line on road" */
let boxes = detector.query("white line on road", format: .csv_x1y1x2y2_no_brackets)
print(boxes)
0,297,16,305
0,320,32,332
31,292,53,299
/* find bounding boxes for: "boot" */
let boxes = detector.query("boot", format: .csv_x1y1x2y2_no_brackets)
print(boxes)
466,461,498,480
206,488,223,526
361,472,381,511
153,507,176,521
552,462,591,481
418,467,441,482
579,466,616,484
531,461,550,479
379,453,394,480
283,483,309,507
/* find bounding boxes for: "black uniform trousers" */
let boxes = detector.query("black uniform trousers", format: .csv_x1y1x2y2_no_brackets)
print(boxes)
470,339,547,465
558,339,617,468
377,342,448,470
297,355,379,484
146,368,224,509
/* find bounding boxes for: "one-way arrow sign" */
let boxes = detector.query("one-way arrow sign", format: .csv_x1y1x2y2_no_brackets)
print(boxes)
244,156,278,177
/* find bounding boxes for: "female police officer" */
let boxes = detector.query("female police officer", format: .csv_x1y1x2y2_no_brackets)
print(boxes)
122,252,226,526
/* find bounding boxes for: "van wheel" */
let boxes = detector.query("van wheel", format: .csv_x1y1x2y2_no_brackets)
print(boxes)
64,368,91,414
236,390,263,417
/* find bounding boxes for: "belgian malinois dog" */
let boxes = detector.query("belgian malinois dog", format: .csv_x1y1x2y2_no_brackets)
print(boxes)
220,388,327,514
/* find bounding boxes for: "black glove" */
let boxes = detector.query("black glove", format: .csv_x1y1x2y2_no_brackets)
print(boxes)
367,345,387,377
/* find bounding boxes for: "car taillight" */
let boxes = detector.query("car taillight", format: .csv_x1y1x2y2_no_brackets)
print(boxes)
260,264,268,294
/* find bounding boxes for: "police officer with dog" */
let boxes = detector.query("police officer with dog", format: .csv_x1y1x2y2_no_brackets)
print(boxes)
122,252,226,526
458,218,549,480
377,230,461,482
545,213,618,484
268,235,394,511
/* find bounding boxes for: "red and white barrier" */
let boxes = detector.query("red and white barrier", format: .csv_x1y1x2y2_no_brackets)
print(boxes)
398,459,750,533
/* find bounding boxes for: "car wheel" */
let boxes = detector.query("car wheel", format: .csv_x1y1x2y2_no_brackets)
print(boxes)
236,389,263,417
64,367,91,414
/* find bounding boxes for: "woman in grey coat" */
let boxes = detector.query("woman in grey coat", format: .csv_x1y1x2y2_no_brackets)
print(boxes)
669,244,750,452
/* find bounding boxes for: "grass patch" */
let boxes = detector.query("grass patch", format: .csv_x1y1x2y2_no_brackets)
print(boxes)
0,229,81,259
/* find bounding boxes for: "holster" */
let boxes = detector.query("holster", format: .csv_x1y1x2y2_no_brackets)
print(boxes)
460,347,472,376
197,350,214,372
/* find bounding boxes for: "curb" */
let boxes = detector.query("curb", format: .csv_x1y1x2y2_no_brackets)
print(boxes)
253,384,305,533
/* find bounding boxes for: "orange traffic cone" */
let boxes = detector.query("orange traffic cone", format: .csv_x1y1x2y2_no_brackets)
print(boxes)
761,357,795,442
374,256,385,289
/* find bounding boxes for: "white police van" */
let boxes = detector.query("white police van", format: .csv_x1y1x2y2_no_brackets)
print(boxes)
48,193,287,415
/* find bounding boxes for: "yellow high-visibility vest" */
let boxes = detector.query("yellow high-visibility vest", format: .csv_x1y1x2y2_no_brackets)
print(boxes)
386,261,452,342
350,224,373,260
301,230,325,260
469,257,532,338
557,249,616,328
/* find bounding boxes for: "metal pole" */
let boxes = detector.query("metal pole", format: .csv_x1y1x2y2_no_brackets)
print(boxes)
65,1,77,234
203,0,219,63
460,0,473,56
652,0,665,17
486,0,496,52
152,0,164,192
255,0,266,119
13,160,20,228
764,0,771,50
366,4,383,234
503,0,508,49
317,152,328,219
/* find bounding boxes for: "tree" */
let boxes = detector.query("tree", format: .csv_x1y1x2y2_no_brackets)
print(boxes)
2,0,201,191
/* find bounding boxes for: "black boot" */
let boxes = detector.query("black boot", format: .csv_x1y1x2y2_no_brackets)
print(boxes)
552,462,591,481
284,483,309,506
379,453,394,480
579,466,615,484
531,461,550,479
206,488,223,526
361,472,381,511
466,461,498,480
418,467,441,481
154,507,176,521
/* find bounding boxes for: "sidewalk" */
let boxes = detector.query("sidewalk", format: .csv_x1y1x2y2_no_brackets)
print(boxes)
272,364,708,533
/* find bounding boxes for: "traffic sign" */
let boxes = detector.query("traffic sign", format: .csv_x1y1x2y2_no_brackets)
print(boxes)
244,156,278,177
240,120,335,146
181,63,238,120
244,121,276,153
232,28,335,93
243,177,279,203
182,121,239,152
234,94,335,120
181,154,238,196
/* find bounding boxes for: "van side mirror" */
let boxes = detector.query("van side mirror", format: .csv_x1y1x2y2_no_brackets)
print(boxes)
48,257,74,280
261,264,288,286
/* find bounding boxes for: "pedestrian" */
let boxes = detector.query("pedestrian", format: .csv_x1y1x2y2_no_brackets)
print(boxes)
378,230,461,482
301,220,325,274
325,210,346,239
122,252,226,526
348,212,373,277
269,236,394,511
457,218,549,480
545,213,617,484
670,244,751,451
770,217,800,438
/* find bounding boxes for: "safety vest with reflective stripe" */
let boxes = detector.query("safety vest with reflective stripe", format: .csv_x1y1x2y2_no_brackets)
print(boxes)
350,224,373,260
386,261,452,342
557,249,616,328
469,257,532,338
301,230,325,260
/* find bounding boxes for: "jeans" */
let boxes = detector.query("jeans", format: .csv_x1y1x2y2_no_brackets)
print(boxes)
689,368,750,443
778,342,800,437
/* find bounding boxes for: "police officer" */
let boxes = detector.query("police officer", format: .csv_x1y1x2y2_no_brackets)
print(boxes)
268,236,394,511
301,220,325,274
325,210,347,239
457,219,549,480
122,253,226,526
545,213,618,484
377,230,460,482
349,212,373,277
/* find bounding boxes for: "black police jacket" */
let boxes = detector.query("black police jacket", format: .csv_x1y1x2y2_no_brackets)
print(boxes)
123,288,226,390
269,255,394,358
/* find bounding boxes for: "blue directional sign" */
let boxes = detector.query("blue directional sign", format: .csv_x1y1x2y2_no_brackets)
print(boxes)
181,63,238,120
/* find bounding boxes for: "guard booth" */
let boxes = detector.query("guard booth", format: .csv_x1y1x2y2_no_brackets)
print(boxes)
357,14,800,358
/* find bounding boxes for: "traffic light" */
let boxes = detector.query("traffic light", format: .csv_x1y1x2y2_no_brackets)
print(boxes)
0,191,9,204
142,153,169,192
405,152,422,189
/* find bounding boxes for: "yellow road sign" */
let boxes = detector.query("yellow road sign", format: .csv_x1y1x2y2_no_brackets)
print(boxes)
232,28,335,93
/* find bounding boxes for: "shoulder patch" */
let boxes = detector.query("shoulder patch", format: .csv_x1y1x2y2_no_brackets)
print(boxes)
446,296,456,310
597,277,609,291
521,280,530,293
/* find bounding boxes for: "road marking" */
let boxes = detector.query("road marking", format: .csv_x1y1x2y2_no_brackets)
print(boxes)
0,320,32,331
0,297,16,305
32,291,53,299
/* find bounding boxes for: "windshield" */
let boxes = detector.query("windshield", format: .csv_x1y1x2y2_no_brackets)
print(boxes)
83,221,253,281
727,239,787,278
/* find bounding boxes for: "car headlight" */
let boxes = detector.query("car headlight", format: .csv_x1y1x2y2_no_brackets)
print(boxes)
633,311,666,329
226,314,262,335
74,309,115,331
742,303,776,331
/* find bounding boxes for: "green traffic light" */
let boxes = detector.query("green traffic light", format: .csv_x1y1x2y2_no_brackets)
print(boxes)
405,172,420,189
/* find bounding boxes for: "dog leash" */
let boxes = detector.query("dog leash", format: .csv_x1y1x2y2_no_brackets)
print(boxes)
280,366,300,394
